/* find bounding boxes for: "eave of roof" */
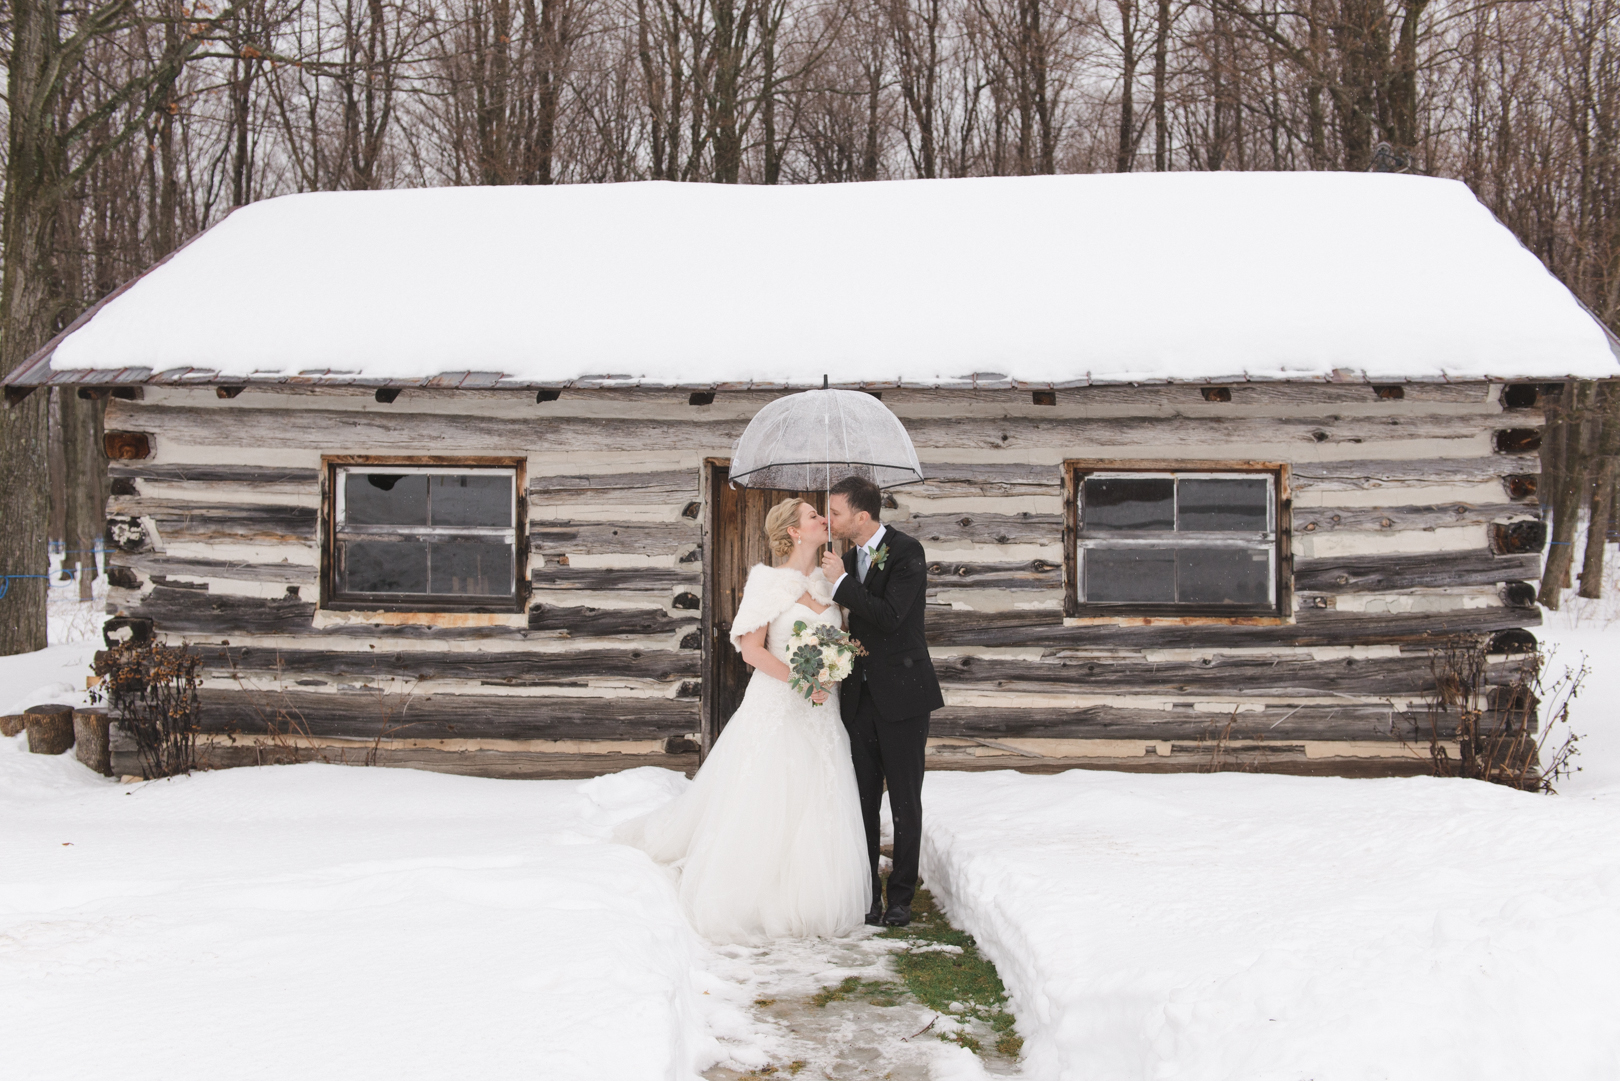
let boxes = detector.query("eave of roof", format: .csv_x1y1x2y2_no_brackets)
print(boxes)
5,360,1592,392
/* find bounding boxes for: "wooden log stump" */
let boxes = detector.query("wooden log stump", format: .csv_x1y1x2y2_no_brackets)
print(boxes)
0,714,26,738
73,709,112,775
24,705,76,755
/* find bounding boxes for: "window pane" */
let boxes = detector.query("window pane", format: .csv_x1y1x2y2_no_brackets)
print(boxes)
1084,548,1176,602
1177,547,1271,605
1178,478,1269,532
344,473,428,526
428,539,513,596
1084,477,1174,531
431,474,512,527
341,539,428,593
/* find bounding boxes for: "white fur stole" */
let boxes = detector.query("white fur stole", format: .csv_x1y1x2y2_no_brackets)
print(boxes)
728,564,837,650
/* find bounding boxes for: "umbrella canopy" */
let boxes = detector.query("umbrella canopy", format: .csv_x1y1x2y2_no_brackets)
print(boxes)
729,389,924,491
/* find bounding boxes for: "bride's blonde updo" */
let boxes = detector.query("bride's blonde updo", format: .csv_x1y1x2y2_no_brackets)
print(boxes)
765,498,809,562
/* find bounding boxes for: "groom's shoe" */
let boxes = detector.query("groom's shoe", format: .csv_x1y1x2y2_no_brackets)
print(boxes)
864,898,886,926
881,904,912,927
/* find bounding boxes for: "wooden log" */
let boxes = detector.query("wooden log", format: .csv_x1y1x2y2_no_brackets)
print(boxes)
191,688,700,741
125,586,542,641
127,585,318,634
997,381,1490,406
105,514,151,552
899,412,1500,451
207,645,701,684
932,651,1485,697
904,511,1064,546
907,462,1063,497
24,705,76,754
931,702,1498,741
528,471,698,499
1293,549,1543,593
528,604,698,637
107,499,317,543
188,742,701,780
1289,457,1536,490
1491,520,1548,555
111,403,748,452
113,402,1499,457
0,714,26,737
1294,502,1532,534
108,463,320,485
73,709,112,775
925,559,1064,589
922,751,1435,779
924,604,1538,649
112,553,319,586
530,565,701,590
529,520,700,556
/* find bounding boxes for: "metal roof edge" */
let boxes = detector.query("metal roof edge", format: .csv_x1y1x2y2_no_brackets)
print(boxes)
2,208,240,390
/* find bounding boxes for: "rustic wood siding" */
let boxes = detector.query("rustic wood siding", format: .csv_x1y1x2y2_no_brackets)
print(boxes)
100,382,1542,771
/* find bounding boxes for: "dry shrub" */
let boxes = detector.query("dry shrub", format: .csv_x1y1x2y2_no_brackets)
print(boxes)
92,641,202,779
1424,640,1584,793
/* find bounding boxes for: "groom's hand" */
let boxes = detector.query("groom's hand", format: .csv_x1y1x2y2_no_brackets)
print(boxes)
820,550,844,580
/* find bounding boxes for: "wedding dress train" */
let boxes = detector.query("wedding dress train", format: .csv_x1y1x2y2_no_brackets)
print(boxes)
615,565,871,944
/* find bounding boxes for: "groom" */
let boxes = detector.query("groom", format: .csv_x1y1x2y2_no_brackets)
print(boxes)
821,475,944,928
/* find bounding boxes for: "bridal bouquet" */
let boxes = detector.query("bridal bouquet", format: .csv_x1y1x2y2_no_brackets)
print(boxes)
786,621,866,706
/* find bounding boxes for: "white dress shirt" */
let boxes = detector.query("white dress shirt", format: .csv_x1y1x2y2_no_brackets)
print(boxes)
833,524,888,594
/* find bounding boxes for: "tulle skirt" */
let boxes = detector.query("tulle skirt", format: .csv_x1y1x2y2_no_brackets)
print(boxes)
615,672,871,944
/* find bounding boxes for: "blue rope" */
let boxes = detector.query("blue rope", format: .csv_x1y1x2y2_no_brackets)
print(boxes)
0,575,56,602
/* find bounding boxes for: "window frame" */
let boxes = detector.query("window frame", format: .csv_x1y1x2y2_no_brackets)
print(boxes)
321,456,528,614
1062,460,1291,621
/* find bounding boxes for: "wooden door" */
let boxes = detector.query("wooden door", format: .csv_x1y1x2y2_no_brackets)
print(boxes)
703,463,834,752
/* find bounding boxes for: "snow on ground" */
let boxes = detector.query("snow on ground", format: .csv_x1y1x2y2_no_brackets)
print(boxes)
6,592,1620,1079
922,617,1620,1081
1,752,723,1080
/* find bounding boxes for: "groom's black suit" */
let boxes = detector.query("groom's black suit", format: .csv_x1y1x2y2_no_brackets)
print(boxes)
832,525,944,913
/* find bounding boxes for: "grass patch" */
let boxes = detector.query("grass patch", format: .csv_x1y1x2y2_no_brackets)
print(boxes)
879,886,1020,1060
811,976,905,1009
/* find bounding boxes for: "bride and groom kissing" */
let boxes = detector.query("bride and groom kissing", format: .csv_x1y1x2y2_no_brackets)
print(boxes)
616,475,944,944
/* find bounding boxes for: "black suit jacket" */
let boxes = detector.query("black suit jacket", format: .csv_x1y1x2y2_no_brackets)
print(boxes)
833,526,945,723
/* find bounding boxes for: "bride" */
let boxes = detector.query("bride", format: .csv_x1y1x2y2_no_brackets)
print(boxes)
615,497,871,944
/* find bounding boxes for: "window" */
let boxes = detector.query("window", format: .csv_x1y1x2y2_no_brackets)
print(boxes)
1067,467,1282,616
327,464,520,610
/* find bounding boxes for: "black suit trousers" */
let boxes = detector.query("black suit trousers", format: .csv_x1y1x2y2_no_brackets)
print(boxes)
844,677,930,911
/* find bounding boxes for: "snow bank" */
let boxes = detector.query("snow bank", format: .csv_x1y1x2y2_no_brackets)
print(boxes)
45,174,1618,386
0,640,99,716
922,767,1620,1080
0,749,715,1081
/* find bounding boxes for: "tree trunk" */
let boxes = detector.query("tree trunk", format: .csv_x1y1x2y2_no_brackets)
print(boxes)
47,388,67,547
1152,0,1169,170
60,389,107,583
1,0,65,656
1578,383,1620,599
1539,381,1597,609
1389,0,1429,153
1116,0,1137,172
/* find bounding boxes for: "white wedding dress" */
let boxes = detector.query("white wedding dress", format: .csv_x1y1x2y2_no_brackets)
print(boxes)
615,564,871,944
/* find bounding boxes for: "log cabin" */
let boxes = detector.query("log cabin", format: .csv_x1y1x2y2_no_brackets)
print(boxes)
6,173,1618,780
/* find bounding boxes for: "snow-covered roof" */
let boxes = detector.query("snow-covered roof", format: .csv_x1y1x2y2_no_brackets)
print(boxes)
10,173,1619,390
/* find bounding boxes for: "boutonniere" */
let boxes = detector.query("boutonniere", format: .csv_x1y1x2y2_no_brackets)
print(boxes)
870,544,890,570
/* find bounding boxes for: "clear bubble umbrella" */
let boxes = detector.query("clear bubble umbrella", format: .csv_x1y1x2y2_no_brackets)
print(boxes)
728,387,925,508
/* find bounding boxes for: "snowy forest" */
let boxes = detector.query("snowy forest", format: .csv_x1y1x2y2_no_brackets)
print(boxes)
2,0,1617,332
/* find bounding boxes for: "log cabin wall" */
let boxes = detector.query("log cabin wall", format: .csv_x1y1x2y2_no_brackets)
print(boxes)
97,380,1544,779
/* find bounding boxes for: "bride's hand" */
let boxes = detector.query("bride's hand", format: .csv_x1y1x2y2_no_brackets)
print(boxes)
810,689,829,705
